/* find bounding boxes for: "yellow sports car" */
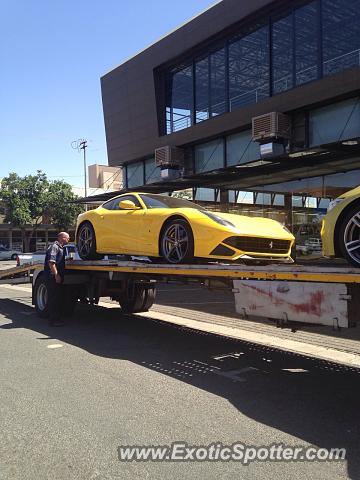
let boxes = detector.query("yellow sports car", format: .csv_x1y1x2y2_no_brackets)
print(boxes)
321,185,360,267
76,192,294,264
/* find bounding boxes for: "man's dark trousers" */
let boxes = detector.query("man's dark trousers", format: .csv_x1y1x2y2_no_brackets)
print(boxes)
46,275,63,324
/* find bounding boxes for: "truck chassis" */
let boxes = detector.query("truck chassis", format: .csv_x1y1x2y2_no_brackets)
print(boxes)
1,259,360,330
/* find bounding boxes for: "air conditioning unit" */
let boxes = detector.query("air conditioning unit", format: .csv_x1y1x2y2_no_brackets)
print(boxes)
155,146,184,167
252,112,291,142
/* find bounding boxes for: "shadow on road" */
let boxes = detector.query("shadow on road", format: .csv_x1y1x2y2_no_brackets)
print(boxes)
0,298,359,478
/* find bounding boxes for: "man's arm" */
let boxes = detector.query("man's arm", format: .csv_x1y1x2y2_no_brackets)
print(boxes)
48,244,62,283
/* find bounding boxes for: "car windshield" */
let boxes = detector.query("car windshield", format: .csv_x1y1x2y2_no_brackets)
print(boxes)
140,194,205,210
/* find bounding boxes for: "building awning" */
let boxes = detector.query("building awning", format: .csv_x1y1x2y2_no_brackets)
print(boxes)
74,144,360,204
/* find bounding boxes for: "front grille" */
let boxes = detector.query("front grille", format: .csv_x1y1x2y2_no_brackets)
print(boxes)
224,236,291,254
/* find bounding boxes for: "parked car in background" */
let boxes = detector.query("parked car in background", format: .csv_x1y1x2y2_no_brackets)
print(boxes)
0,246,22,260
304,237,322,253
321,185,360,267
17,244,80,266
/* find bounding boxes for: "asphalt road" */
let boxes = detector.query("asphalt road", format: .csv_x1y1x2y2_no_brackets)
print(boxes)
0,278,359,480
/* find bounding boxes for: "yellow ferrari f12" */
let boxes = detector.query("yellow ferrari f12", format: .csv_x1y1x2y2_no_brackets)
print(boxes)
76,192,294,264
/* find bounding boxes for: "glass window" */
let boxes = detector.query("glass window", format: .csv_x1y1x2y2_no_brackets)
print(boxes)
226,131,261,166
229,191,254,203
272,194,285,206
318,198,330,209
194,139,224,173
195,57,209,123
194,188,215,202
229,25,269,111
163,0,360,135
210,48,226,117
167,65,193,133
126,162,144,188
102,195,141,210
145,158,161,184
140,194,204,210
309,97,360,146
255,193,272,205
272,14,293,94
322,0,360,76
295,2,319,86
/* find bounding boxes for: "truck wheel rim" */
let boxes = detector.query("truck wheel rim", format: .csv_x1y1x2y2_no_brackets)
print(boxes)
344,213,360,264
162,223,189,263
37,284,48,311
78,226,93,256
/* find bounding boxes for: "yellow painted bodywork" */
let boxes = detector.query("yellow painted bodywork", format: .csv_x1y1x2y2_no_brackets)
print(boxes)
321,185,360,257
76,193,294,261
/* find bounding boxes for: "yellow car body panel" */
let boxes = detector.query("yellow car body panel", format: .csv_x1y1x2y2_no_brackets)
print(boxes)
76,192,295,261
321,185,360,257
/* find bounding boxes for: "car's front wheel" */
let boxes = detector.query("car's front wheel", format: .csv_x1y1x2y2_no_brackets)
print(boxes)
338,204,360,267
160,218,194,264
77,222,103,260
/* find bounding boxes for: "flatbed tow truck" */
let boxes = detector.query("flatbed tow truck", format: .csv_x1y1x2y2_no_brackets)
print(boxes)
0,258,360,331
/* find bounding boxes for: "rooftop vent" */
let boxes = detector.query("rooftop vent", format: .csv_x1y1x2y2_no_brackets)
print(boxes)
252,112,291,142
155,146,184,167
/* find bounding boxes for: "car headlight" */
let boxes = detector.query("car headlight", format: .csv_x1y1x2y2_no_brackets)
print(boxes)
202,211,235,228
327,198,345,212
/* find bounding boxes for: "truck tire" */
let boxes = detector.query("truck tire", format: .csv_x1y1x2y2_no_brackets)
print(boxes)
119,283,156,313
34,276,50,318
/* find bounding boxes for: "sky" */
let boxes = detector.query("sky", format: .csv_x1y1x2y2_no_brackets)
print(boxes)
1,0,216,187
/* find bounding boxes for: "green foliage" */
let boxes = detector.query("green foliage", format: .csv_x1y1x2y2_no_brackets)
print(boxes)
47,180,83,230
0,171,83,230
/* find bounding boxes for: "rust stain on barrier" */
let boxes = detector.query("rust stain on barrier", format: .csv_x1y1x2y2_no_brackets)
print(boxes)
291,291,325,317
289,291,325,317
242,283,326,317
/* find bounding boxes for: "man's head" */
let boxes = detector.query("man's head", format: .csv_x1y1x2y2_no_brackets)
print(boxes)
57,232,70,246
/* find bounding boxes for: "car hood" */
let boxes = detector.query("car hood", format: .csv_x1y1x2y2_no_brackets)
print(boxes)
211,211,294,239
337,185,360,199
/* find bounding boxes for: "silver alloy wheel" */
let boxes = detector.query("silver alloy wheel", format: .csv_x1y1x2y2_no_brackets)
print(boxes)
343,211,360,265
78,225,93,257
161,223,189,263
37,283,48,311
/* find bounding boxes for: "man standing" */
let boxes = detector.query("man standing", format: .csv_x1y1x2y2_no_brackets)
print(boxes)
44,231,70,326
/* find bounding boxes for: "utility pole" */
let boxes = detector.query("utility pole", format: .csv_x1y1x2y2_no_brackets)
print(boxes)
79,140,88,199
71,138,88,211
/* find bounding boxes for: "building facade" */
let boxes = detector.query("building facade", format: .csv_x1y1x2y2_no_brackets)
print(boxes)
100,0,360,240
88,164,123,191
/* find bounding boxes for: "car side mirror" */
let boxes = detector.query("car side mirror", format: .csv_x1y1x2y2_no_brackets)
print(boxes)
119,200,140,210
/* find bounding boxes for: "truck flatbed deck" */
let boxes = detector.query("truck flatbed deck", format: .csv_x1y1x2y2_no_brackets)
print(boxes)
0,259,359,330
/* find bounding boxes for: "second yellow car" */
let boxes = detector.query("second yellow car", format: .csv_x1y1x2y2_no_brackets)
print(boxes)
321,185,360,267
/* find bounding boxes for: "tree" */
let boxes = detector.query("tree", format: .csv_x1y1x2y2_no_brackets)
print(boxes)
0,171,83,251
